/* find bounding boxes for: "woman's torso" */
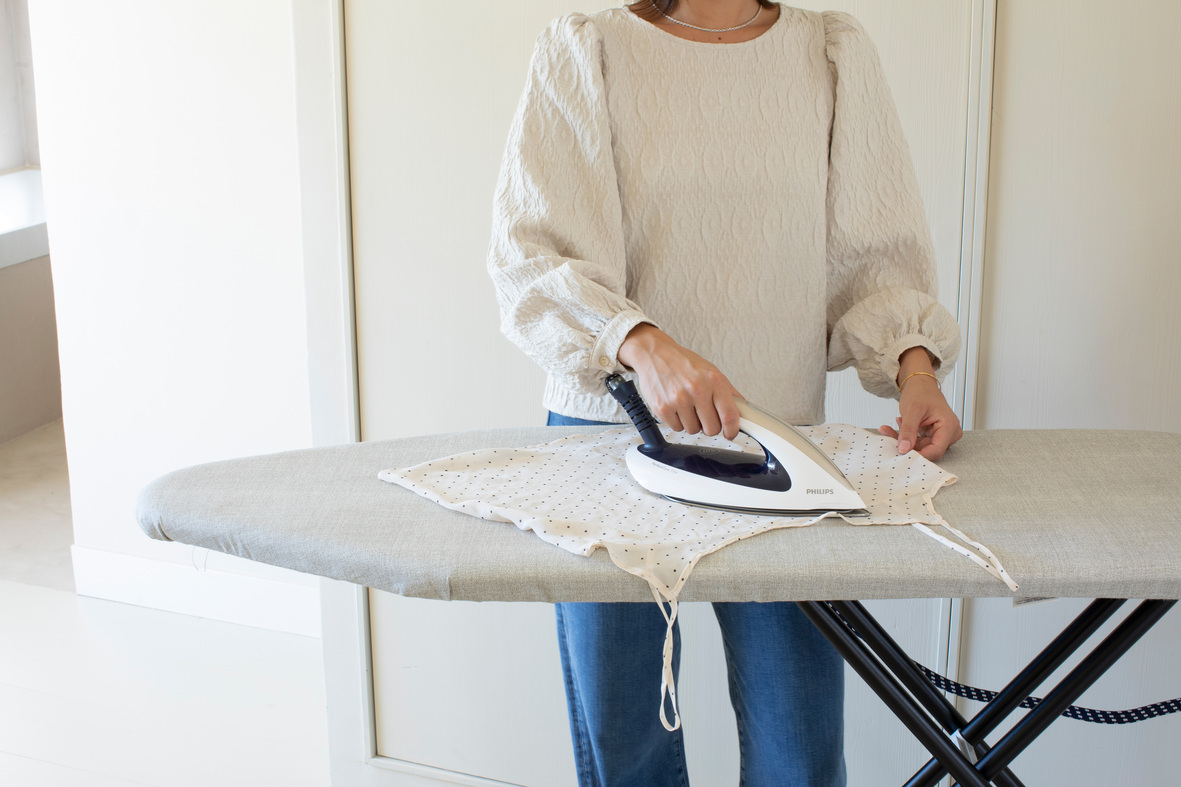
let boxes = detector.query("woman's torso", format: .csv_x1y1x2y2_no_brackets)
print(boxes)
592,6,836,423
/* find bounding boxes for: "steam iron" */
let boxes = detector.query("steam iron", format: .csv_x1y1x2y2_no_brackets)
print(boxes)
606,375,867,516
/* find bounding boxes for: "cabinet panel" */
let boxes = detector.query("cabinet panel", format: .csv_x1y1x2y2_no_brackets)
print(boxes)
346,1,977,783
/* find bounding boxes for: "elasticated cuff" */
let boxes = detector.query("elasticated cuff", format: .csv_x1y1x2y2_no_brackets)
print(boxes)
589,309,656,376
881,332,948,396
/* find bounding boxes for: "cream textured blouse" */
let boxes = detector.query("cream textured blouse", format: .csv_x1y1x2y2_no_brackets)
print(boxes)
488,6,961,424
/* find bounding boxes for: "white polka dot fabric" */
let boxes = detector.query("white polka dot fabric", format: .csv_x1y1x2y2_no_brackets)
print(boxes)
380,425,1015,599
380,424,1015,730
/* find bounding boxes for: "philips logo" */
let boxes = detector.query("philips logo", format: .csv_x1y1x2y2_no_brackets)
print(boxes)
806,488,834,495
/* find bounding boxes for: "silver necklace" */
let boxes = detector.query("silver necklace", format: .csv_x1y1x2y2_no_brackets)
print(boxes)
656,2,762,33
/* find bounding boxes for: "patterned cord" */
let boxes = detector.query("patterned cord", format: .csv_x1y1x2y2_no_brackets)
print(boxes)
913,662,1181,724
824,602,1181,725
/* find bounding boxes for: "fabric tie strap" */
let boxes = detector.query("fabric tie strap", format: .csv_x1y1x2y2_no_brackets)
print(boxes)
651,586,682,731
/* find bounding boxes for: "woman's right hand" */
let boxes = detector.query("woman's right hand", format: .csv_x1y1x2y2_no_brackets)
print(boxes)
617,324,743,440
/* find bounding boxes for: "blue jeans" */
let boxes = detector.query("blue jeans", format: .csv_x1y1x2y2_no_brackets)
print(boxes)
548,412,847,787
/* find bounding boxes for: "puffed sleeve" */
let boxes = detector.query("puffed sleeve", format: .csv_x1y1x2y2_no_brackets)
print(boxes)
822,11,961,399
488,14,654,394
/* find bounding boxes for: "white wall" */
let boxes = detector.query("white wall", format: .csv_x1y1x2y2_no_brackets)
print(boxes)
1,0,37,169
28,0,321,634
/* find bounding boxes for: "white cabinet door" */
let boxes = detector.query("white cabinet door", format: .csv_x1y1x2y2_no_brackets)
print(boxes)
976,0,1181,433
344,1,979,783
957,0,1181,782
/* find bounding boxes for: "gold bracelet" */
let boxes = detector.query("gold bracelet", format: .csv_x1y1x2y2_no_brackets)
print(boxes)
899,371,938,391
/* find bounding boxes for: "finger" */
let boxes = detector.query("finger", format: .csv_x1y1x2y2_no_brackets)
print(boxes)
661,408,684,433
697,401,722,437
716,393,742,441
679,405,703,435
879,425,899,439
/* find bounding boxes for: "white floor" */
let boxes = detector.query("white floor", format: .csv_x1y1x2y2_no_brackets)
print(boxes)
0,422,332,787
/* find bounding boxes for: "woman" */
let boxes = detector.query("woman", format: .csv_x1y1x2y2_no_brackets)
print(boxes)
488,2,962,784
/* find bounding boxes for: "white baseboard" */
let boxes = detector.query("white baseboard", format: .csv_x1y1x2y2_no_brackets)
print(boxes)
71,545,321,637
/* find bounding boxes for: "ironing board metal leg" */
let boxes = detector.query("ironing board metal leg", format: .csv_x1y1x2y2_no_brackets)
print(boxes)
830,602,965,730
905,597,1125,787
797,601,992,787
973,599,1176,780
805,598,1174,786
829,602,1025,787
957,598,1125,740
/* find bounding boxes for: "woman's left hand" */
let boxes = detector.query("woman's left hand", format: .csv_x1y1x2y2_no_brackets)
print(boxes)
879,349,963,461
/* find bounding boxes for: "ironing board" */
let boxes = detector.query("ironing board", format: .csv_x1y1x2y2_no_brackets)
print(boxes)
137,428,1181,786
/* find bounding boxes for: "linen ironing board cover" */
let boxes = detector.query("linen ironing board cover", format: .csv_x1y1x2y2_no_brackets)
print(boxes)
136,428,1181,604
380,424,1016,730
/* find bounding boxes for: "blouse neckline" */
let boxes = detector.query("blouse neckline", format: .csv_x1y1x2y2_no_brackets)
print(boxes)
619,3,786,51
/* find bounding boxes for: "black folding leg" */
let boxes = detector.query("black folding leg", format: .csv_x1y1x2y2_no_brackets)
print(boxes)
972,599,1175,780
798,601,993,787
800,598,1175,787
829,601,1025,787
906,598,1126,787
